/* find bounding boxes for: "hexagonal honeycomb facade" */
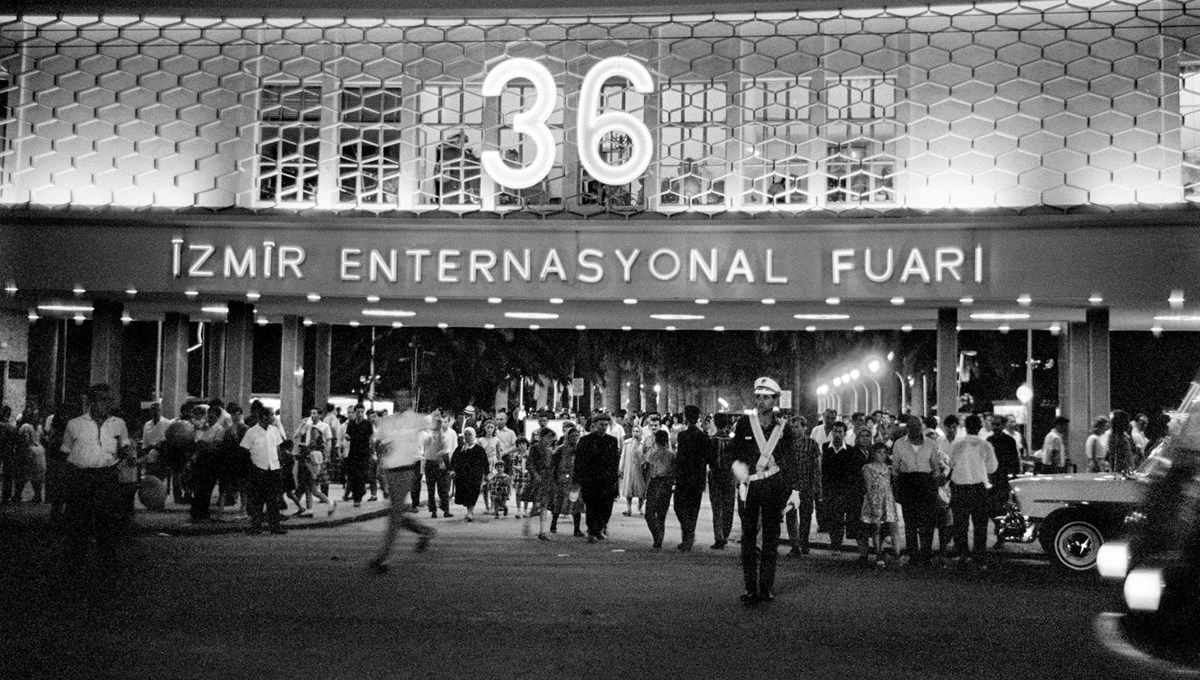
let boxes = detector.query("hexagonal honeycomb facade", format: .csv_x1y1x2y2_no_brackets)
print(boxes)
0,2,1196,216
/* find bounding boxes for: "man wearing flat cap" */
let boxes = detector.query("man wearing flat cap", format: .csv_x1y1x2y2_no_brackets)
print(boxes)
730,376,799,603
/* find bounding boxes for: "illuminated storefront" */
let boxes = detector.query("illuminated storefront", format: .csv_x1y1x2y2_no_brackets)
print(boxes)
1,0,1199,439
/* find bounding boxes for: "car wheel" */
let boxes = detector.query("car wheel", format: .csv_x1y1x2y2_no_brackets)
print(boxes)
1052,518,1104,571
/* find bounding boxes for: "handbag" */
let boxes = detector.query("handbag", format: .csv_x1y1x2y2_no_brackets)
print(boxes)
117,458,139,485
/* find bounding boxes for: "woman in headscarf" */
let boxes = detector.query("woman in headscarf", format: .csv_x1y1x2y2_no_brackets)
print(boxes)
550,426,585,536
451,427,489,522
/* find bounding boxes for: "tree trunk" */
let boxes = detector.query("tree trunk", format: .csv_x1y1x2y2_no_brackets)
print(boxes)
655,368,668,413
603,353,621,412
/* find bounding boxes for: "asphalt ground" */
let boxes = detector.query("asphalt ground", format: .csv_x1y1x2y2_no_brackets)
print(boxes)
0,499,1125,680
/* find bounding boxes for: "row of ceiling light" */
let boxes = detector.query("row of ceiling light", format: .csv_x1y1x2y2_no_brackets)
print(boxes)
13,281,1196,332
6,279,1187,310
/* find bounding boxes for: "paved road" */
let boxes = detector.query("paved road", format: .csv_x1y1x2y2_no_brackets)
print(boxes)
0,507,1125,680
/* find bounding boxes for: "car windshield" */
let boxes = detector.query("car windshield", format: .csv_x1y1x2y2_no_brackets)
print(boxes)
1136,383,1200,479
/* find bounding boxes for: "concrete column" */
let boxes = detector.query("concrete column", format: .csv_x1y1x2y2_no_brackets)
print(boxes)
0,309,30,410
313,323,332,410
936,308,958,421
161,312,189,420
223,301,254,409
28,318,57,409
1086,307,1111,423
1061,322,1091,471
89,300,124,395
204,321,225,399
279,315,305,436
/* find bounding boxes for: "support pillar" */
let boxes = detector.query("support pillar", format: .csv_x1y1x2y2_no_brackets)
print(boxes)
313,323,332,410
0,309,30,410
1061,323,1090,471
28,317,58,410
1056,309,1109,470
279,315,304,435
161,312,189,420
204,321,225,399
936,308,958,422
223,301,254,409
89,300,124,395
1087,308,1111,425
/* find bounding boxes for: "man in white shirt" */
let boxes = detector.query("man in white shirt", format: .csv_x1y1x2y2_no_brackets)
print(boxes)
1042,417,1069,473
140,401,172,478
494,410,518,462
60,383,133,564
141,402,171,457
947,414,999,560
240,405,287,535
371,389,436,573
422,412,455,518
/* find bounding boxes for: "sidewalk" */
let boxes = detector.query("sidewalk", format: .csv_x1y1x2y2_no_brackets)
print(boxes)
0,483,389,536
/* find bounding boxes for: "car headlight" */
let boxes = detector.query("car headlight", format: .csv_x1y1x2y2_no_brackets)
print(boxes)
1124,568,1165,612
1097,541,1130,580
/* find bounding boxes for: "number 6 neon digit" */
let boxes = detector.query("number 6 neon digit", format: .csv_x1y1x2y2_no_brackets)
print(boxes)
577,56,654,187
482,58,557,190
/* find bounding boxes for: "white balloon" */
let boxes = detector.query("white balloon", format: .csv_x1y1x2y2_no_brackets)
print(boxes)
732,460,750,483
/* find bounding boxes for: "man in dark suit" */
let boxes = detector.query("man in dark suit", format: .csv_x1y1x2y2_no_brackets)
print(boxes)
673,405,712,552
574,412,621,543
989,418,1022,547
731,377,798,603
707,413,737,549
820,421,864,551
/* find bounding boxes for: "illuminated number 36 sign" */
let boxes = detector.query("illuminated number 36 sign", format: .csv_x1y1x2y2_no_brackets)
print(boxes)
482,56,655,189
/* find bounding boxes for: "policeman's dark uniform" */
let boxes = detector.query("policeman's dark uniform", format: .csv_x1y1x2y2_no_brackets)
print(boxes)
732,410,798,601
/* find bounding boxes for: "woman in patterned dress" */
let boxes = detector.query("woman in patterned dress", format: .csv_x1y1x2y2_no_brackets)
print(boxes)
511,437,531,518
522,429,556,541
476,419,502,512
618,426,648,516
551,427,585,536
860,442,899,566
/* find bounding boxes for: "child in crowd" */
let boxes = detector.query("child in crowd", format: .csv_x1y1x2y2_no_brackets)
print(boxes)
861,442,900,567
511,437,530,519
488,461,511,518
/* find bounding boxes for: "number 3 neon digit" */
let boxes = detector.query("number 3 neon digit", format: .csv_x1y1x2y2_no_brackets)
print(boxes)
577,56,654,187
482,58,557,190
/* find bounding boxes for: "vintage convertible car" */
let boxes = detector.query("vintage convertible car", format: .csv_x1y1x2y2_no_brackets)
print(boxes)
998,456,1163,571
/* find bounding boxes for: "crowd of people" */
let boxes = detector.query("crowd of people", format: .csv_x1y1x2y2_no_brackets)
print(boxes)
0,376,1171,596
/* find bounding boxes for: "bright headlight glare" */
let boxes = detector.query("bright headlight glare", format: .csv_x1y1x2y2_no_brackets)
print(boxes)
1124,568,1164,612
1096,542,1129,580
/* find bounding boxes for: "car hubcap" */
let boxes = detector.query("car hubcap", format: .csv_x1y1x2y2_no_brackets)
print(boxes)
1057,523,1101,570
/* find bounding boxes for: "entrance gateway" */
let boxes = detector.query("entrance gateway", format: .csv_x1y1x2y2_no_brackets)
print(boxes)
3,0,1200,449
